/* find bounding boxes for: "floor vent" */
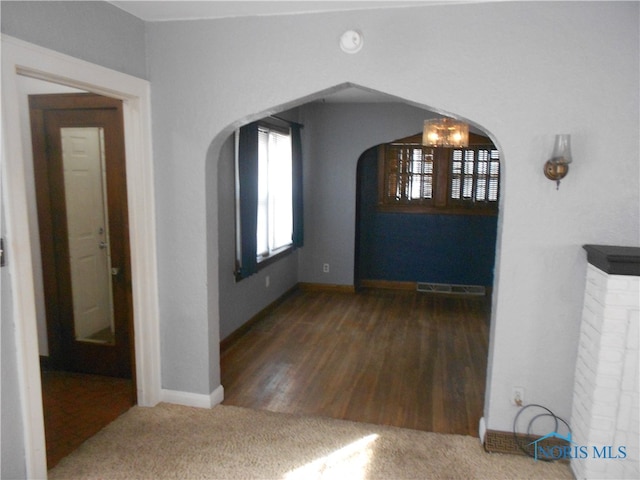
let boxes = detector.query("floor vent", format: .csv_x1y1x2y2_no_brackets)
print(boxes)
416,282,486,296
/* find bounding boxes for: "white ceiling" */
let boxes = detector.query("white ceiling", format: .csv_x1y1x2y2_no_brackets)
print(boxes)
109,1,436,22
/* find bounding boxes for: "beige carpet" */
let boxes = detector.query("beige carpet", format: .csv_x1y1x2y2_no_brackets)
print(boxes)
49,403,573,479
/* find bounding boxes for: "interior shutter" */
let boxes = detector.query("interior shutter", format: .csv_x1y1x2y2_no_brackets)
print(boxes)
236,122,259,279
291,123,304,247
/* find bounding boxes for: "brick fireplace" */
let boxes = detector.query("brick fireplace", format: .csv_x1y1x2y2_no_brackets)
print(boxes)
571,245,639,479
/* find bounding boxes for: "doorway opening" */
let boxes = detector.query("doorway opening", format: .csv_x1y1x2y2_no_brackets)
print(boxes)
29,92,135,379
3,36,160,478
354,132,500,291
351,129,500,434
215,85,502,437
28,88,136,467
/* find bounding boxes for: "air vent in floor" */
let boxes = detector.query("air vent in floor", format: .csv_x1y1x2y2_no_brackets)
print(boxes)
416,282,486,296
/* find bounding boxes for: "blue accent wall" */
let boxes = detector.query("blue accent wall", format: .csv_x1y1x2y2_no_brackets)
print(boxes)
357,147,498,286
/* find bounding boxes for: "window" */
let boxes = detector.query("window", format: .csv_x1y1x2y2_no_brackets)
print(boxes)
382,143,436,206
378,132,499,215
449,148,500,204
235,119,304,280
256,125,293,261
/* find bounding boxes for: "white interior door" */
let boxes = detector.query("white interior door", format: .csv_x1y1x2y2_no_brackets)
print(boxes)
61,127,115,343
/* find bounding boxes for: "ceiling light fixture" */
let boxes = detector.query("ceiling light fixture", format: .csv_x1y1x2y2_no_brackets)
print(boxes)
422,118,469,148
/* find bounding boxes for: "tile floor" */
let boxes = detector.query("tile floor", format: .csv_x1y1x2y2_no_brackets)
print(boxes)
41,370,134,469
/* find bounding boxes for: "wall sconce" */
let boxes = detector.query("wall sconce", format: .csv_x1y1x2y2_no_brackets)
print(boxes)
422,118,469,148
544,134,573,189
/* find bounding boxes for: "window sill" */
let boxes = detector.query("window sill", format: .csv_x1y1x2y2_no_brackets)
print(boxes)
257,245,295,270
376,204,498,216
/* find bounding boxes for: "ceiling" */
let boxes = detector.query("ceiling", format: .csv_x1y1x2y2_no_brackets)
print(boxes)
109,1,437,22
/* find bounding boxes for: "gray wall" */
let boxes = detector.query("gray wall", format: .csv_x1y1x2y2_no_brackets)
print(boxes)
217,132,299,340
1,3,147,476
1,1,147,79
298,102,436,285
148,2,639,434
217,102,435,339
1,2,638,466
1,212,26,480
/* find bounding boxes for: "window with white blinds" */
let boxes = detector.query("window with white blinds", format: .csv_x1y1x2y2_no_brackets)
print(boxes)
385,144,435,203
379,133,499,215
450,147,500,203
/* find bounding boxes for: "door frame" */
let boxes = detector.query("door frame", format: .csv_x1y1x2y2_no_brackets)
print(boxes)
30,95,135,379
1,35,161,478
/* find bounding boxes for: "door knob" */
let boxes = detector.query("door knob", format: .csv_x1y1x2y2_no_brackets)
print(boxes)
111,267,121,276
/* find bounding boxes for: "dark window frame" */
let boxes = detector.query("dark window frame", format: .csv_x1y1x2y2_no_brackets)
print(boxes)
234,117,304,281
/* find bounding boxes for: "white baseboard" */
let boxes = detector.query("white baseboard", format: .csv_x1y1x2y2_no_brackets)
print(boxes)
161,384,225,409
479,417,487,445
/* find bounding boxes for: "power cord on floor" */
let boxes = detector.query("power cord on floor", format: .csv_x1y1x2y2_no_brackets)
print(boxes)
512,403,572,461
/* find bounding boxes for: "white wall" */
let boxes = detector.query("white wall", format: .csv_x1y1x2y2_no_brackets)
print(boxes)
147,1,639,432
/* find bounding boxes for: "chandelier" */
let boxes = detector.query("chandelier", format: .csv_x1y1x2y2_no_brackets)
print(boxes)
422,118,469,148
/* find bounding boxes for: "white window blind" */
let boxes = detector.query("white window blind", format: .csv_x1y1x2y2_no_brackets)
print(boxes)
386,144,435,203
451,147,500,204
379,134,499,214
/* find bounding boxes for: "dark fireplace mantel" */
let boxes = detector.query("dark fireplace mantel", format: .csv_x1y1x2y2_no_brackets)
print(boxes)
583,244,640,276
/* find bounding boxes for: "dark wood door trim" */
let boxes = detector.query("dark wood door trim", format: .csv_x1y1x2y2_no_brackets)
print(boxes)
29,93,135,380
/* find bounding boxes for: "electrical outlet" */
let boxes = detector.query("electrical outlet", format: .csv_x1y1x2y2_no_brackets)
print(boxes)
265,275,270,288
323,263,330,273
512,386,525,407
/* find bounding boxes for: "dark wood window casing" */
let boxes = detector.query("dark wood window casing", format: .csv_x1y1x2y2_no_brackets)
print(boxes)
378,132,499,216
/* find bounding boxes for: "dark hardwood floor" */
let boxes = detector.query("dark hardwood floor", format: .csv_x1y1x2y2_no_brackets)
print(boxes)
41,370,134,469
221,287,490,436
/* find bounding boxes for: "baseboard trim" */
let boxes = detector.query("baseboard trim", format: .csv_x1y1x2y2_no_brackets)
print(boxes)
222,277,489,353
359,279,416,291
478,417,487,445
161,385,224,409
298,283,356,293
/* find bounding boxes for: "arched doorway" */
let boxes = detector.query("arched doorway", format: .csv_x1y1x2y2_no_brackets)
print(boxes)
355,131,500,290
213,85,503,436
